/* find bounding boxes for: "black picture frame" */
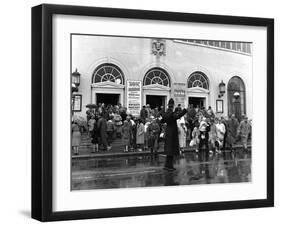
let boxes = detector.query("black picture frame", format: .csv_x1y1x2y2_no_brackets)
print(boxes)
72,94,82,112
32,4,274,222
216,99,224,113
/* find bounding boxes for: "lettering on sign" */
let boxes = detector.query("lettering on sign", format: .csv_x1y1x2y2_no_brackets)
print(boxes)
126,80,142,116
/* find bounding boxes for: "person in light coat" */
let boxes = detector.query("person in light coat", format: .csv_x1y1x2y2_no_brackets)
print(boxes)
215,117,226,153
178,119,187,155
136,119,145,151
72,121,81,155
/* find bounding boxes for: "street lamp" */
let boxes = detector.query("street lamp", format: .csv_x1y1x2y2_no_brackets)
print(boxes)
233,91,241,120
218,80,226,98
233,91,240,100
72,68,81,92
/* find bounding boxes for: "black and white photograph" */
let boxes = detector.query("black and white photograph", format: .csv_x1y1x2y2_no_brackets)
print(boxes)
71,34,252,190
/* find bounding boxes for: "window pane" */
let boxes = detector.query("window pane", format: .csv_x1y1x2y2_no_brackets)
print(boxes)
232,42,237,51
93,64,124,84
226,42,230,49
144,68,170,87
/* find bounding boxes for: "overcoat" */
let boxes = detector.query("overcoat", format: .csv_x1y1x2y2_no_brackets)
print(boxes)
227,118,239,145
162,108,187,156
136,123,145,144
98,117,108,145
122,124,132,146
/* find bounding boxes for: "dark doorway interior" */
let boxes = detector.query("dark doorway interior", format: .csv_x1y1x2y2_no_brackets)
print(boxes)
189,97,205,109
96,93,119,106
146,95,165,109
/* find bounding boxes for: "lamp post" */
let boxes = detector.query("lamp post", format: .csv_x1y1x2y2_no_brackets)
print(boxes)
233,92,241,120
71,69,81,117
233,91,240,100
72,68,81,93
218,80,226,98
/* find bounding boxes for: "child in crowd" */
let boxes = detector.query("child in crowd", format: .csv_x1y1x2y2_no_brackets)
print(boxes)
190,121,200,153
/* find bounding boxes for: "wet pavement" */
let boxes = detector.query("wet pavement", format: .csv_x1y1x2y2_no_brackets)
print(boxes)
71,150,251,190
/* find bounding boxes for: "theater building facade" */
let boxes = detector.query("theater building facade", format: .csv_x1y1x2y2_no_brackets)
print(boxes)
72,35,252,119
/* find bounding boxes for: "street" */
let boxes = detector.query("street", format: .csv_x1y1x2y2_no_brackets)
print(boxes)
72,150,251,190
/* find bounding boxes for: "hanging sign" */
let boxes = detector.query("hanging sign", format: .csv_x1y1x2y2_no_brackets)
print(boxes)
173,82,186,106
127,80,142,116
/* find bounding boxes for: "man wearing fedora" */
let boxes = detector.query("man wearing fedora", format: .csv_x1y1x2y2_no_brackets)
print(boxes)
161,98,187,171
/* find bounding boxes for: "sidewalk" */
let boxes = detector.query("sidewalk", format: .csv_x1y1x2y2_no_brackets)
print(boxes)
73,133,251,159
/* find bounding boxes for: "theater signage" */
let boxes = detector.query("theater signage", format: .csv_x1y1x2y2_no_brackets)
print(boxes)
126,80,142,115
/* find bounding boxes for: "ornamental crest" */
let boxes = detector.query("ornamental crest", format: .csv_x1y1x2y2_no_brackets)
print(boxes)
151,39,166,56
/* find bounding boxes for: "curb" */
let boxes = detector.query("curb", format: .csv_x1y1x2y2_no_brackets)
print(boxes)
72,145,251,159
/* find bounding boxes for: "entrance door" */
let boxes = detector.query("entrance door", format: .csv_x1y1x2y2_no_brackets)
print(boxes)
188,97,205,108
96,93,120,106
146,95,165,109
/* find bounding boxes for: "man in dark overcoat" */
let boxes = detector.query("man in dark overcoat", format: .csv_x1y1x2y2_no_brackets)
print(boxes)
97,113,108,151
161,98,187,170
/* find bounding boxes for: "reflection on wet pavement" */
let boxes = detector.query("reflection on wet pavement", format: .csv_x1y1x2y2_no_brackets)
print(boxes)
71,150,251,190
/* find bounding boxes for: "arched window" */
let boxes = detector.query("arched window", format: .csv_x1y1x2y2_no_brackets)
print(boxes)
143,68,170,87
92,63,124,85
227,76,246,119
187,71,209,89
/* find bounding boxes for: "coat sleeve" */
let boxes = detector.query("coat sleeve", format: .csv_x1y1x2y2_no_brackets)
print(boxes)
173,109,187,120
139,124,144,135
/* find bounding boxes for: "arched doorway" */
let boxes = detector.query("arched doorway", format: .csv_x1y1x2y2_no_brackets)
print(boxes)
187,71,210,109
143,67,171,109
227,76,246,120
91,63,125,106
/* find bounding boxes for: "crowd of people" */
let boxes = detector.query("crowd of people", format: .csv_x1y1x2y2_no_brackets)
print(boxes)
71,101,251,157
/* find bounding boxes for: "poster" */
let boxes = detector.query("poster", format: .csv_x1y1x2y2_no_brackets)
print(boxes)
127,80,142,116
173,83,186,106
216,99,224,113
72,94,82,112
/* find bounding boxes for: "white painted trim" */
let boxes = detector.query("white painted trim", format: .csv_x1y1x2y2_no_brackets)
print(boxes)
142,83,171,91
91,86,124,105
91,81,125,89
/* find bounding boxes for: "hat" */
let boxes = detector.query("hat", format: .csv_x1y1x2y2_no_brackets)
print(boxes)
168,98,175,107
199,121,207,132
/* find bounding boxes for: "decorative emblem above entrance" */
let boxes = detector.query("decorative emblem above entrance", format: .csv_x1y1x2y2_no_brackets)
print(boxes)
151,39,166,56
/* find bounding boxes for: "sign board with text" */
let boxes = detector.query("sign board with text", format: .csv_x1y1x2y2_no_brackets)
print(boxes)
127,80,142,116
172,82,186,107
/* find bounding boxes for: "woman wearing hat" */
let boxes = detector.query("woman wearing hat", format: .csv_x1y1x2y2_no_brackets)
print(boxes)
161,98,187,171
72,120,81,155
